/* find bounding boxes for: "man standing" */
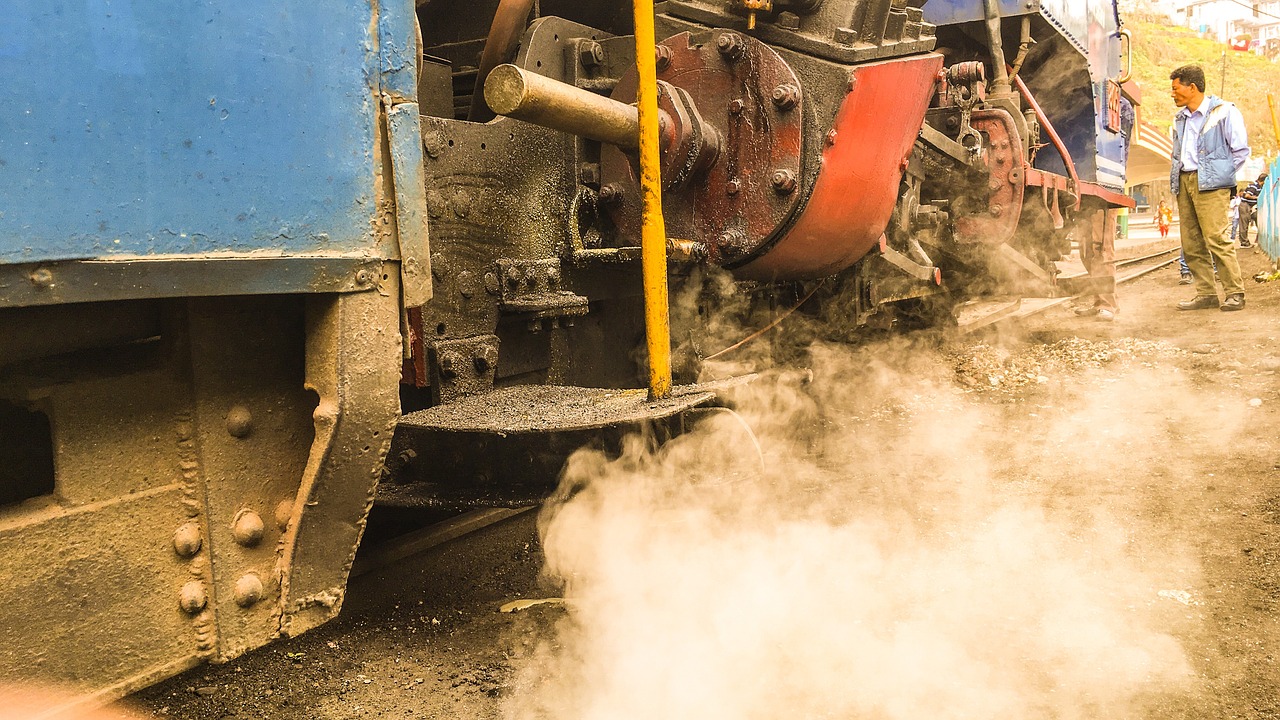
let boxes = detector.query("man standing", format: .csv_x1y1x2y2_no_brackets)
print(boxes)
1239,172,1267,248
1169,64,1250,311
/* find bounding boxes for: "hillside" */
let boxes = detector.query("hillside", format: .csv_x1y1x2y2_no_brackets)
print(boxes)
1127,16,1280,159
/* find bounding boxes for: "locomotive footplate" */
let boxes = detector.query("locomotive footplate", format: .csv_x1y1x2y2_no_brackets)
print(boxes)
379,380,746,509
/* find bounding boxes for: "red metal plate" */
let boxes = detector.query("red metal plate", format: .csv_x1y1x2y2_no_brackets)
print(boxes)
734,53,944,280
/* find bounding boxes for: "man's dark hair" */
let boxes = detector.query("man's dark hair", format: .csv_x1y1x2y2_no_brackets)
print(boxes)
1170,65,1206,92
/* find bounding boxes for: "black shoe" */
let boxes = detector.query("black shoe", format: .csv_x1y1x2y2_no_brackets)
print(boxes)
1073,306,1099,316
1221,293,1245,311
1177,295,1220,310
1241,242,1253,248
1178,274,1193,285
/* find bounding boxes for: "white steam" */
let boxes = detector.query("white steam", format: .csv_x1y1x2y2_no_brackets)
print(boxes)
508,337,1206,719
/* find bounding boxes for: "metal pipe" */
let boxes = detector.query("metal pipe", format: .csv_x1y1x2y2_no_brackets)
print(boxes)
982,0,1011,94
484,64,647,150
1010,15,1031,81
468,0,536,122
1014,73,1080,210
633,0,672,401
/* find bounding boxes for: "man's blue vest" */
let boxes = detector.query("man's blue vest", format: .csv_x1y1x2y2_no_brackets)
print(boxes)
1170,95,1239,195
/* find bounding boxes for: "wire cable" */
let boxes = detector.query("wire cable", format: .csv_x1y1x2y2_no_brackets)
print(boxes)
704,280,826,361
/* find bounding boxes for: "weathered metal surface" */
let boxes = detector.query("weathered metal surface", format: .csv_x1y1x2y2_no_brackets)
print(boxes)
0,486,203,715
0,293,327,707
1075,178,1135,209
601,30,805,269
378,0,421,103
0,257,384,309
952,109,1026,246
468,0,538,122
428,334,501,404
381,384,716,508
277,280,402,639
387,103,435,308
734,53,943,280
182,298,319,661
400,383,717,434
663,0,936,63
0,252,401,706
495,259,590,319
409,17,650,400
0,2,389,269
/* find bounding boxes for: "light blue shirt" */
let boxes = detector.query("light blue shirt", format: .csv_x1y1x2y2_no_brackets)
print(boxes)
1177,96,1250,173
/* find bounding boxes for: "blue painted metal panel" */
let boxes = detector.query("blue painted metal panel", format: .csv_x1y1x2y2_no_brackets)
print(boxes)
378,0,419,102
0,1,390,265
387,102,432,306
1257,162,1280,262
922,0,1038,25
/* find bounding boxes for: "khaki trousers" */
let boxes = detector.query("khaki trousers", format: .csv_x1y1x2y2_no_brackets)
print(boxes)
1177,171,1244,296
1080,207,1118,311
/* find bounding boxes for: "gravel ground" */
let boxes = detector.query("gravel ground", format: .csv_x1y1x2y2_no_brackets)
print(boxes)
126,248,1280,719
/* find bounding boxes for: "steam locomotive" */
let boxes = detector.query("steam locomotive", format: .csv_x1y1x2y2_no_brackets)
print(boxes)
0,0,1132,708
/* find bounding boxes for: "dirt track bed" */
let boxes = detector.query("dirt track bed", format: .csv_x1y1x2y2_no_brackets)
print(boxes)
129,249,1280,719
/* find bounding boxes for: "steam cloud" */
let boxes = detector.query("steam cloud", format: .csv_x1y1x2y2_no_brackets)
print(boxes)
507,331,1209,719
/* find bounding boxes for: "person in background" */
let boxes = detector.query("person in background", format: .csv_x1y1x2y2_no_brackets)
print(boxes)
1168,64,1250,312
1177,251,1193,284
1072,209,1119,321
1157,199,1191,284
1239,171,1266,248
1157,198,1174,239
1229,189,1241,244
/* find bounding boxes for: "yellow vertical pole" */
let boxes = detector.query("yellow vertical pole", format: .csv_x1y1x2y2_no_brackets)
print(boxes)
633,0,672,401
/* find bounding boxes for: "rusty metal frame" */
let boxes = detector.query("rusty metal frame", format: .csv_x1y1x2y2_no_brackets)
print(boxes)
0,256,386,309
277,279,403,638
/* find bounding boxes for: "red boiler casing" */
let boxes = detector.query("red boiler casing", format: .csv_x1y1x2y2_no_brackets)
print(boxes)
734,53,944,281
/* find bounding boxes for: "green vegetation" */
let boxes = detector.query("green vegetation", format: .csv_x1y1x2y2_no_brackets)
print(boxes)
1127,16,1280,158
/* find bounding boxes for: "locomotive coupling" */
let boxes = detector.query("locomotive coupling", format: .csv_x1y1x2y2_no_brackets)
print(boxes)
484,64,652,151
483,63,722,185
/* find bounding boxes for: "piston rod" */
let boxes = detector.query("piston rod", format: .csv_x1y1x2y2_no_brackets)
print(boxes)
484,64,663,151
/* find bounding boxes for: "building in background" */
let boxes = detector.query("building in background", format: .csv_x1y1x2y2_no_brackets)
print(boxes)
1173,0,1280,56
1120,0,1280,56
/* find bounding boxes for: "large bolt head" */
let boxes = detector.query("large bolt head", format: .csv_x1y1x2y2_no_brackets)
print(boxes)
579,41,605,68
717,228,747,248
232,509,265,547
234,573,265,608
771,169,798,195
598,184,624,207
225,405,252,438
473,346,499,374
439,351,462,379
771,84,800,110
179,581,208,614
28,268,54,289
173,523,203,558
716,33,744,59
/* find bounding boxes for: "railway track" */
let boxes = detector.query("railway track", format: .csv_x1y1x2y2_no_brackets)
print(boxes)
959,244,1180,331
